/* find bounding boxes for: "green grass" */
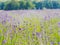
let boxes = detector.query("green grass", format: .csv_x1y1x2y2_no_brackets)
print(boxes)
0,16,60,45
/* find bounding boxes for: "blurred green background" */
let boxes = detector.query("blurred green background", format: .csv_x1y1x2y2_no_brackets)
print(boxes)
0,0,60,10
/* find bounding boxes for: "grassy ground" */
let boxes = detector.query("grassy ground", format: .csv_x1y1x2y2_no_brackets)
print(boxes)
0,10,60,45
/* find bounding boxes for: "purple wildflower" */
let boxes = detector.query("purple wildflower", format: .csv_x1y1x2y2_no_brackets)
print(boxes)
50,41,54,45
44,15,50,21
36,32,42,38
2,40,7,44
58,22,60,27
58,42,60,45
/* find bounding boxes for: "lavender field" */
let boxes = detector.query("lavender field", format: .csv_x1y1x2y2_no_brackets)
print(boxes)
0,9,60,45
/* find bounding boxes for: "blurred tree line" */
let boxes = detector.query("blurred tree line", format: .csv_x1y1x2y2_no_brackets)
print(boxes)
0,0,60,10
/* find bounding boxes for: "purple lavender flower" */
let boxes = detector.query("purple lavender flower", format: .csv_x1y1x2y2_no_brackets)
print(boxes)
44,15,50,21
2,40,7,44
58,22,60,25
2,20,6,24
58,42,60,45
36,32,42,38
50,41,54,45
58,22,60,27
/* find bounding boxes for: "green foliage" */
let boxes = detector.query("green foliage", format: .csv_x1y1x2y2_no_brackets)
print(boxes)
19,1,26,9
3,0,35,10
0,0,59,10
4,0,20,10
25,1,35,9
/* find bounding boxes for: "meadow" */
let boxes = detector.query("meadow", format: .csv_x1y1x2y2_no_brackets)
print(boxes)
0,9,60,45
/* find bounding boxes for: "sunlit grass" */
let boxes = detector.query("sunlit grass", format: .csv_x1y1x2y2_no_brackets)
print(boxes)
0,15,60,45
